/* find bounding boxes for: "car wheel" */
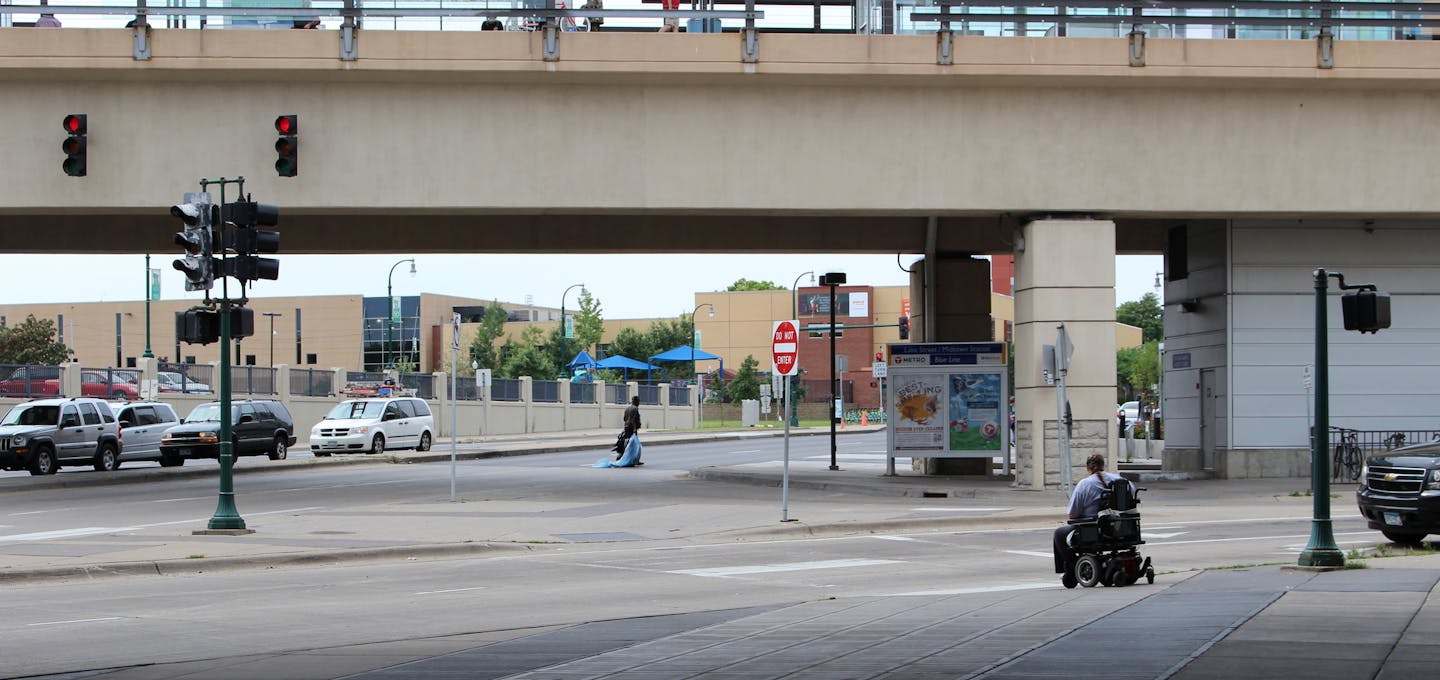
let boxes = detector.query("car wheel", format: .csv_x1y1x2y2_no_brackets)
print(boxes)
28,445,58,476
159,452,184,467
1382,530,1427,545
93,443,120,472
1074,555,1102,588
416,431,432,452
369,433,385,454
268,436,288,461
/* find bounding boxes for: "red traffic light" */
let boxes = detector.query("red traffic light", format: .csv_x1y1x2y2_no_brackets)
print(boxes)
274,115,297,135
63,114,87,135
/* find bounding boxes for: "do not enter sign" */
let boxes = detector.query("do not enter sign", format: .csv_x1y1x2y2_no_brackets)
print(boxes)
773,320,799,376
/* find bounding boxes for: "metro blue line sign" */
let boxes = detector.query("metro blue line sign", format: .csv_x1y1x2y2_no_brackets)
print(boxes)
889,342,1006,367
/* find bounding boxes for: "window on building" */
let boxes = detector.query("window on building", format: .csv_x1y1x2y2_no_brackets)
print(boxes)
307,353,318,365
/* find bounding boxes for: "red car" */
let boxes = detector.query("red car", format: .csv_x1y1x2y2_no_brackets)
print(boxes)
0,367,138,399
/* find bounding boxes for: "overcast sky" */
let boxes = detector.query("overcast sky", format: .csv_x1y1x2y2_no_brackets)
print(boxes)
5,253,1163,319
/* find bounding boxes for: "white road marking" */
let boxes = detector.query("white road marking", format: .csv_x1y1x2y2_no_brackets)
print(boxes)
1147,530,1373,547
669,558,902,578
27,617,124,627
0,507,324,542
8,510,55,516
729,449,762,454
1005,550,1054,558
909,508,1011,513
0,527,119,542
888,582,1059,597
1145,532,1189,539
871,536,919,542
414,586,487,595
152,497,211,503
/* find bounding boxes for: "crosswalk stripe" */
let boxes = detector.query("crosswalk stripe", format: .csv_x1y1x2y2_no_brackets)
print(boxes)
669,558,902,578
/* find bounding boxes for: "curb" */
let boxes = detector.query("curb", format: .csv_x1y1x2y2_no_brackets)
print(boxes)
0,541,535,585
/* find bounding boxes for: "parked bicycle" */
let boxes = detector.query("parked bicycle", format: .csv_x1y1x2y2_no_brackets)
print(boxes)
1333,427,1362,483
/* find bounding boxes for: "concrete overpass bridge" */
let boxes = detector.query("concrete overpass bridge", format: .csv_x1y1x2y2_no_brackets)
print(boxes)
5,11,1440,485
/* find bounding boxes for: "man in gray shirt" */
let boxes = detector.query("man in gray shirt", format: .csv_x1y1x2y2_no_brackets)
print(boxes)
1053,454,1127,575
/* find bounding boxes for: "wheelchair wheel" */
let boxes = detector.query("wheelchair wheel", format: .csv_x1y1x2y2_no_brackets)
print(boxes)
1145,567,1155,585
1062,570,1077,589
1075,555,1102,588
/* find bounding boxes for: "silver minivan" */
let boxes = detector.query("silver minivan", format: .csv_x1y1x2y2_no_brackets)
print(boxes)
310,397,434,456
110,401,180,464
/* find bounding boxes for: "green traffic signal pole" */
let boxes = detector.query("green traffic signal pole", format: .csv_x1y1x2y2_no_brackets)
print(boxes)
1299,267,1343,567
202,177,247,533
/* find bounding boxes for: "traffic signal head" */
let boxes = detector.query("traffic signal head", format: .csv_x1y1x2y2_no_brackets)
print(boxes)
62,114,87,177
898,316,910,340
223,200,281,282
170,193,215,292
274,115,297,177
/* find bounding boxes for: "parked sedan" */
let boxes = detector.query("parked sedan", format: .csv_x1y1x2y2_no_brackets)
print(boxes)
157,371,211,394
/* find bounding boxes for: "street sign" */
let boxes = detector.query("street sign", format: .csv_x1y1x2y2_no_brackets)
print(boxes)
451,312,461,351
772,320,799,376
872,361,887,378
475,368,492,388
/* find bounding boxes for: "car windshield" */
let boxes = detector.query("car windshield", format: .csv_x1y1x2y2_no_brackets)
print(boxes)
325,401,385,420
184,403,223,423
2,405,60,426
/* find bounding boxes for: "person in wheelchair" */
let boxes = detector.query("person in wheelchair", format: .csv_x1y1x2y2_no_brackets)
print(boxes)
1053,453,1153,588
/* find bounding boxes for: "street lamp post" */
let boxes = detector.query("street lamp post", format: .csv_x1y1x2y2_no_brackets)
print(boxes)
263,312,282,366
692,302,715,428
386,258,416,370
789,271,814,427
143,254,155,359
819,272,846,471
560,283,587,377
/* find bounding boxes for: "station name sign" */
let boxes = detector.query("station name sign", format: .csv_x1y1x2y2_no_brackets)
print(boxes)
889,342,1007,367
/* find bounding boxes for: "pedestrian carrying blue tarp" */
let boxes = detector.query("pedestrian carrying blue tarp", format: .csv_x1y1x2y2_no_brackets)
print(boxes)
594,433,642,468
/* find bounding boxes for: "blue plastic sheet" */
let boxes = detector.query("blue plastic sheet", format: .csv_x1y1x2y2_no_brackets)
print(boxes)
594,433,642,468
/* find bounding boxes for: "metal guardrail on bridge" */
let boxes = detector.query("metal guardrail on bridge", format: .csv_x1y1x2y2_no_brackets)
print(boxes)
8,0,1437,65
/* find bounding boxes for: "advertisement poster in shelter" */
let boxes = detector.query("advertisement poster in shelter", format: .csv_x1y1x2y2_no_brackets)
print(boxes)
892,374,946,451
949,372,1004,452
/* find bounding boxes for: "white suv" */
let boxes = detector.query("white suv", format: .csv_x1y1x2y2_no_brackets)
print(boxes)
310,397,433,456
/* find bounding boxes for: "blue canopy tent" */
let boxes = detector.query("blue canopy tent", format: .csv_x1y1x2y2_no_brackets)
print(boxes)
568,351,597,381
595,355,659,381
648,345,723,384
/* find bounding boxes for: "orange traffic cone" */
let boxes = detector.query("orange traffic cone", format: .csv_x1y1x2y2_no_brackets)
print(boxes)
861,412,868,426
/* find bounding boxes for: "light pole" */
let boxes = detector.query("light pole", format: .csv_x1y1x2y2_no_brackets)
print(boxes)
819,272,847,471
143,254,155,359
789,271,814,426
263,312,282,366
560,283,587,376
386,258,416,370
692,302,714,427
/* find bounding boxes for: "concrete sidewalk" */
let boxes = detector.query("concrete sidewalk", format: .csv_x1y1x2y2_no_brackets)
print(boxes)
6,427,1437,679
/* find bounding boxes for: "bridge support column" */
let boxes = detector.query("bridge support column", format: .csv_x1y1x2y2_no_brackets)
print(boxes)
1014,218,1117,491
907,254,994,475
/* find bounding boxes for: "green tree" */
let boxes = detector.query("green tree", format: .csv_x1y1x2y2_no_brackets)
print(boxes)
1116,292,1163,343
499,325,557,379
0,315,71,366
574,291,605,354
725,355,762,402
607,327,654,365
466,301,509,373
1116,340,1160,402
726,278,784,291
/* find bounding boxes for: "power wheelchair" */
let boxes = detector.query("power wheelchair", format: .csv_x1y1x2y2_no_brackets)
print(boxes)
1061,478,1155,589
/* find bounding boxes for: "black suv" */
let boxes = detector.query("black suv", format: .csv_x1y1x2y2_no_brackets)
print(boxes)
1356,441,1440,543
0,397,122,475
158,399,296,467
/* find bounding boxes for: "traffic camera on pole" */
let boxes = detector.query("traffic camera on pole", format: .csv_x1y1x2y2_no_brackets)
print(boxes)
222,200,280,282
62,114,87,177
274,115,298,177
171,193,214,291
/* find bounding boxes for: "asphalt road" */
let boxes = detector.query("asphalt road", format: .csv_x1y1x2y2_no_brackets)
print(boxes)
0,433,1381,679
